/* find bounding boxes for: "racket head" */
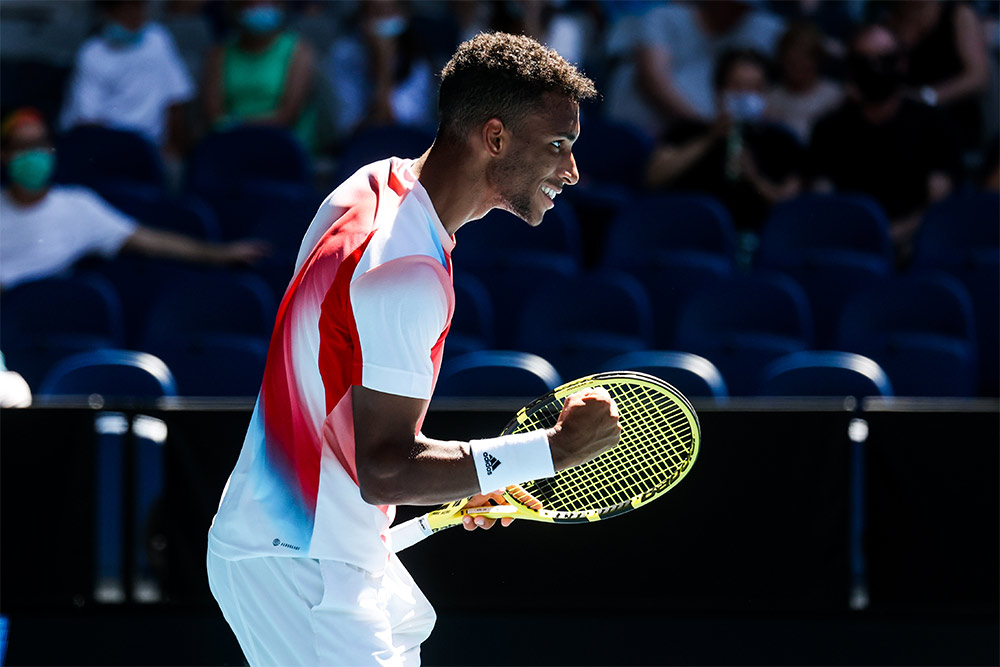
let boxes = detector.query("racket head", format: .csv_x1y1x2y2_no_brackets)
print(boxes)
499,371,700,523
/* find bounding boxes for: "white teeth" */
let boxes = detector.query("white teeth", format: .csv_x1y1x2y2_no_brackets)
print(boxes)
541,185,557,200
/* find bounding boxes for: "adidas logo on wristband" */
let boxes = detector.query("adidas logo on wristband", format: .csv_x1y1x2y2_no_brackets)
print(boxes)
482,452,502,475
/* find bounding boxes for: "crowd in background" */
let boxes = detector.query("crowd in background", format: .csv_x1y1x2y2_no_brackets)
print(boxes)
1,0,999,401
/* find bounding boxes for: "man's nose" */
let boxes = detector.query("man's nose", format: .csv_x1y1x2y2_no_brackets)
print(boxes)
561,151,579,186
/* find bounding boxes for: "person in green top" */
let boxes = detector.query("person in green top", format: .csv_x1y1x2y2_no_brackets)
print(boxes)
202,0,318,152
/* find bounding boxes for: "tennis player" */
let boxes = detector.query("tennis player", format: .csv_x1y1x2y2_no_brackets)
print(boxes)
207,32,620,666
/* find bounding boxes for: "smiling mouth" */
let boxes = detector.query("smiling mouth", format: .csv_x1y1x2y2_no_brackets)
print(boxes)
540,184,560,200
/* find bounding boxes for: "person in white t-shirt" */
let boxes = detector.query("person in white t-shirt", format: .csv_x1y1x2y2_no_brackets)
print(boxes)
605,0,785,137
0,109,269,290
206,32,621,666
59,0,195,157
765,22,845,143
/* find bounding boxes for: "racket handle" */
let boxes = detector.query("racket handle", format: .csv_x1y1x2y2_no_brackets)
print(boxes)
390,514,437,553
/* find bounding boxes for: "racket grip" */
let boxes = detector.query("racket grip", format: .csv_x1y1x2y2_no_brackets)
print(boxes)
390,515,435,553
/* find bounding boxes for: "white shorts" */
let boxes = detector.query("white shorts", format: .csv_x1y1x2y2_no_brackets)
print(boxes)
207,550,436,666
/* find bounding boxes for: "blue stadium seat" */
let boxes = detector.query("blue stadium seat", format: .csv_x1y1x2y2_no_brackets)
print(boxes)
457,206,584,273
602,193,737,269
100,190,222,241
187,125,313,193
37,348,175,601
157,334,268,397
913,191,1000,271
447,274,496,360
771,251,891,349
472,252,581,348
54,125,167,195
960,253,999,396
757,192,894,268
435,350,562,398
674,272,813,396
601,350,729,400
1,275,125,389
836,272,978,397
624,250,734,348
758,351,893,398
38,349,177,398
141,272,276,353
565,116,654,210
514,270,654,379
332,124,436,184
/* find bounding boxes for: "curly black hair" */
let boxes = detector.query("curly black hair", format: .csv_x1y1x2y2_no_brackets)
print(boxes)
438,32,597,140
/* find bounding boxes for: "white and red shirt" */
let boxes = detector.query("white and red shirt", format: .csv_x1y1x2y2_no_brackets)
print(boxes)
208,158,455,572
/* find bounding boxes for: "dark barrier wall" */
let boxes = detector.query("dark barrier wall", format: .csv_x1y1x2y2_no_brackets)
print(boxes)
1,399,997,665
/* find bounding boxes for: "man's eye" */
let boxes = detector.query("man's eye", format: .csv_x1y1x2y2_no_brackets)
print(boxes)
551,140,562,149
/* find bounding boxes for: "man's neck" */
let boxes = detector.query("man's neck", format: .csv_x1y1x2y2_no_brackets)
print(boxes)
412,139,493,236
5,185,49,207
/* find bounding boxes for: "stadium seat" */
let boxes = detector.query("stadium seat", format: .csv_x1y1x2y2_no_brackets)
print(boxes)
836,272,978,397
472,252,581,348
566,116,654,205
447,274,496,360
435,350,562,398
674,272,813,396
623,250,734,348
602,193,738,269
37,348,176,602
457,205,584,272
332,124,436,184
156,334,268,397
758,351,893,398
514,270,654,379
913,191,1000,271
100,190,222,241
1,275,125,388
601,350,729,400
771,251,891,349
140,271,277,353
756,192,894,268
187,125,313,194
38,349,177,398
55,125,167,195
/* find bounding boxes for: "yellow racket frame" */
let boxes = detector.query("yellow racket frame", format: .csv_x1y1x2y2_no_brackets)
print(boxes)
415,371,700,533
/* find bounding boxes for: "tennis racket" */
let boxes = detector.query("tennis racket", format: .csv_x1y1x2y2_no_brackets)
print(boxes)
390,371,700,553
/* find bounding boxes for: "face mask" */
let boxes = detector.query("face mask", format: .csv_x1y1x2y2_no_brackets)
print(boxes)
102,22,146,48
723,92,766,122
240,5,284,34
7,149,55,192
849,53,904,103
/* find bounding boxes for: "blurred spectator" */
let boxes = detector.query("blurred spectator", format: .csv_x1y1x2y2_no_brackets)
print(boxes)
59,0,195,158
645,49,803,233
766,0,861,59
765,22,844,143
321,0,437,139
0,109,269,290
885,1,990,151
605,0,784,137
201,0,318,152
809,25,963,265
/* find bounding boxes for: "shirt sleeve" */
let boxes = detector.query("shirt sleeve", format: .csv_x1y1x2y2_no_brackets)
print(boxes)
350,256,450,400
59,42,106,129
72,189,139,258
153,24,195,104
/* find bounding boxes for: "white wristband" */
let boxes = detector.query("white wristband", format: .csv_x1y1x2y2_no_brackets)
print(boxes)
470,430,555,494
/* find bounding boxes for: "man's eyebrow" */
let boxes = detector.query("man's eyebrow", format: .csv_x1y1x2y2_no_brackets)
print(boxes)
554,131,578,142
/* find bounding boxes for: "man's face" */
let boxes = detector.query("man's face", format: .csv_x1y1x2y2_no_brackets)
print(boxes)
488,93,581,226
1,117,51,165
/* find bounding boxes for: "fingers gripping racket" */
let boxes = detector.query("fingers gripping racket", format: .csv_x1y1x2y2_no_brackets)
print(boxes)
390,371,700,553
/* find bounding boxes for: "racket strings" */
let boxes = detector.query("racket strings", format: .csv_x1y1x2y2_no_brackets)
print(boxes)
510,380,696,515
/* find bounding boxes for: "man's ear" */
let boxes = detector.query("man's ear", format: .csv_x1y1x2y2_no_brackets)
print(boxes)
480,118,506,157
